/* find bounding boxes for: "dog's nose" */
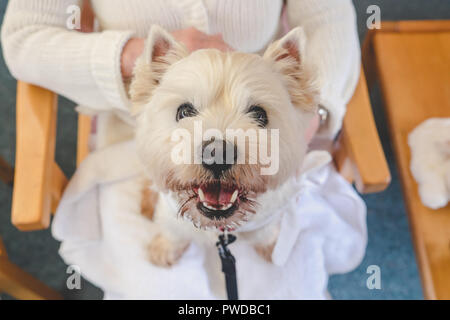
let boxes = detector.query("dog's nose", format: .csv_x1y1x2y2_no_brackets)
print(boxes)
201,139,237,178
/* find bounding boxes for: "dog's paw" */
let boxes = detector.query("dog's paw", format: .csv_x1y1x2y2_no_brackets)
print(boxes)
254,242,276,263
148,234,189,267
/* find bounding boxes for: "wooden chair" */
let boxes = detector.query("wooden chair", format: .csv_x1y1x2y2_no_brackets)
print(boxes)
0,0,92,300
11,83,91,230
363,20,450,299
11,0,391,229
12,0,93,231
0,137,61,299
11,69,391,231
7,0,391,298
0,156,14,185
0,236,62,299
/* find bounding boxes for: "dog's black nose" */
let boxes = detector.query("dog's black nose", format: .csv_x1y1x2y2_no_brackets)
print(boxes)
201,139,237,178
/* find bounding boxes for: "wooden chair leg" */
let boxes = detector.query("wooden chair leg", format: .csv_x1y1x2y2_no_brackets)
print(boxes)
51,162,68,214
77,114,92,167
0,237,62,300
0,156,14,185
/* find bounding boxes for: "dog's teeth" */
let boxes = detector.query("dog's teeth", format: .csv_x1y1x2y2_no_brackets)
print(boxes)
203,202,217,210
198,188,205,202
230,190,238,203
222,203,232,210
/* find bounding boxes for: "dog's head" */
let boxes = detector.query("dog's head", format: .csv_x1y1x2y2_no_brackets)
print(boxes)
131,26,319,230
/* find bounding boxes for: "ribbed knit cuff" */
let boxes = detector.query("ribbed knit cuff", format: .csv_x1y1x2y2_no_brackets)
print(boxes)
316,95,346,139
91,30,135,112
177,0,209,32
316,49,361,139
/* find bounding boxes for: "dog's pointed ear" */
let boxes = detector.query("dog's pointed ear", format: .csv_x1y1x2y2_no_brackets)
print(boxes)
263,27,318,112
130,25,188,115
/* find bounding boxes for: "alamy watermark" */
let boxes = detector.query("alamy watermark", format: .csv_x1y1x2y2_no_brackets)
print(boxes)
171,121,280,175
66,265,82,290
367,5,381,30
66,5,81,30
366,265,382,290
66,4,382,31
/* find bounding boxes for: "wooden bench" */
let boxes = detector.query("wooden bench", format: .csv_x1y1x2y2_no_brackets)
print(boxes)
364,20,450,299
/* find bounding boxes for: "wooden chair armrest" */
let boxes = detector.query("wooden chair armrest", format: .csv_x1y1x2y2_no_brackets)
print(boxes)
12,81,67,231
77,114,91,166
334,67,391,193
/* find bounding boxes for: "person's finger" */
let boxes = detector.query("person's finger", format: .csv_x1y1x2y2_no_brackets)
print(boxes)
211,33,224,40
223,42,234,52
187,35,233,52
214,40,233,52
210,34,233,51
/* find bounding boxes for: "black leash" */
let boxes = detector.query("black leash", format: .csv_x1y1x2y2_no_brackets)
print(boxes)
216,231,238,300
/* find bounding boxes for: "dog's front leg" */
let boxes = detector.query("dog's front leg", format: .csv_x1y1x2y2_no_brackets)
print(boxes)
141,179,190,267
148,232,190,267
147,212,191,267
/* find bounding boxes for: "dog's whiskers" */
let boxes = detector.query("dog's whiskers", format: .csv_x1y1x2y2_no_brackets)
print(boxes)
178,192,197,218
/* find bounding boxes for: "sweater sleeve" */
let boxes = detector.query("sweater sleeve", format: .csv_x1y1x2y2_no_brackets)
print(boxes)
1,0,135,112
287,0,361,139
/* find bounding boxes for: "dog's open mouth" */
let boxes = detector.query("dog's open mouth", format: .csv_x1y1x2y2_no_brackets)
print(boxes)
194,182,240,220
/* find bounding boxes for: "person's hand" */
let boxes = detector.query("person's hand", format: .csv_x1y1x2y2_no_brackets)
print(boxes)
171,27,232,53
121,27,231,80
121,37,145,80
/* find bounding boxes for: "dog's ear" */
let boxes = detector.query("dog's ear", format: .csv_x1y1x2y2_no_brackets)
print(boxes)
263,27,318,112
130,25,188,115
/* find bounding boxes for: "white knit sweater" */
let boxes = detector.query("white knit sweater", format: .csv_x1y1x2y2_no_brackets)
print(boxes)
1,0,360,138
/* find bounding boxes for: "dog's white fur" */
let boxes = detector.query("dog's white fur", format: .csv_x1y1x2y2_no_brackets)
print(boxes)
408,118,450,209
130,25,319,266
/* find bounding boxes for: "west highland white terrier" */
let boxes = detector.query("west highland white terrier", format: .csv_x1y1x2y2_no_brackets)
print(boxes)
130,25,319,267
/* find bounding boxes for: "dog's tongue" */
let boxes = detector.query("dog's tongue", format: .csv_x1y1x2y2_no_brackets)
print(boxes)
200,183,236,205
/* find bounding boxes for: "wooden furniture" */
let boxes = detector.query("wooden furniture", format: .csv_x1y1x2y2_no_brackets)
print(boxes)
7,0,390,298
0,156,14,185
11,68,390,231
12,82,91,231
363,20,450,299
0,236,62,299
0,0,92,300
11,0,93,231
334,67,391,193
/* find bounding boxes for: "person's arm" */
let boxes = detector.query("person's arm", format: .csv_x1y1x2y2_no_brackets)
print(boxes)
287,0,361,139
121,27,232,80
1,0,135,112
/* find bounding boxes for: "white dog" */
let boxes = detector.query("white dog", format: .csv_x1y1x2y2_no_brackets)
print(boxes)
130,25,319,267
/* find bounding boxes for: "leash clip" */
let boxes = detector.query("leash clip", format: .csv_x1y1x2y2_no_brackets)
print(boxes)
216,231,238,300
216,232,236,258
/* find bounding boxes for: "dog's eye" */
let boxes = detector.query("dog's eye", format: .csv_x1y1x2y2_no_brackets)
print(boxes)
176,103,198,121
247,105,268,127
